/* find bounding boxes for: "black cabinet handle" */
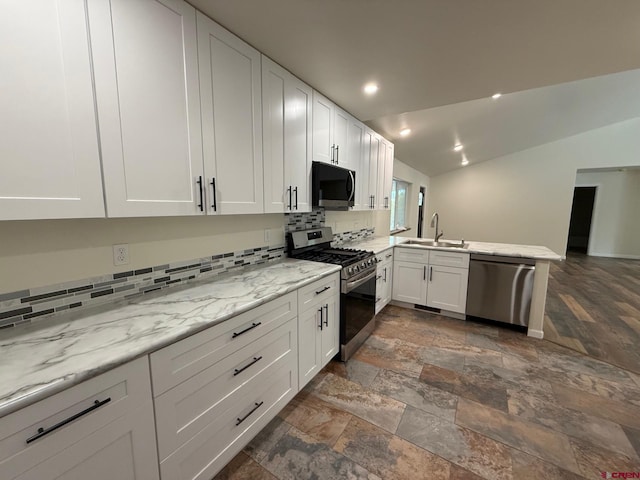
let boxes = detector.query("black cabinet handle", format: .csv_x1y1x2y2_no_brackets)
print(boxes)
323,304,328,326
233,356,263,376
423,266,426,281
335,145,339,164
236,401,263,426
26,398,111,444
385,253,392,259
232,322,261,339
287,186,292,210
383,267,387,282
196,176,204,212
429,266,433,282
293,186,298,210
318,307,323,330
330,145,335,163
315,286,330,295
210,178,217,211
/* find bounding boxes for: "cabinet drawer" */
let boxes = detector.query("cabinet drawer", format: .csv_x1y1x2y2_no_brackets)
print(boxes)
154,318,297,460
159,363,296,480
375,249,394,266
150,292,297,396
394,247,430,263
428,250,470,268
0,357,151,480
298,272,340,313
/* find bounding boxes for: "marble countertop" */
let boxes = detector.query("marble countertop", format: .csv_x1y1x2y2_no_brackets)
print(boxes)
0,259,340,418
344,236,562,260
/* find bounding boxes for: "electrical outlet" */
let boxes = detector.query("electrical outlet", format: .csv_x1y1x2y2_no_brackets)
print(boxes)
113,244,130,266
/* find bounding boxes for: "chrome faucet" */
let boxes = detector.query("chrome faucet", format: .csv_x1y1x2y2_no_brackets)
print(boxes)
430,212,444,242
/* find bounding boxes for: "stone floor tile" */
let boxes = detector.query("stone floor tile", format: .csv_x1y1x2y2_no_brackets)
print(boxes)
322,358,380,388
243,416,292,463
278,389,352,446
466,331,539,362
213,452,277,480
448,464,486,480
396,405,513,480
509,449,586,480
334,416,450,480
623,426,640,459
507,385,637,458
455,397,580,474
570,437,640,479
427,335,504,370
260,427,381,480
420,363,509,412
372,318,435,347
369,368,458,421
312,373,406,433
352,335,424,378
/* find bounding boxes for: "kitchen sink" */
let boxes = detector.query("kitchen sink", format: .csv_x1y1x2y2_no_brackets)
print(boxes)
403,239,468,248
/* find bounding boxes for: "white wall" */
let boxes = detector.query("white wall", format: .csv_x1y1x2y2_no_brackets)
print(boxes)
427,117,640,255
392,159,430,236
576,170,640,258
0,207,390,294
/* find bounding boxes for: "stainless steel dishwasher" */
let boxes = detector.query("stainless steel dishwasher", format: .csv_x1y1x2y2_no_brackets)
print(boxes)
466,254,535,326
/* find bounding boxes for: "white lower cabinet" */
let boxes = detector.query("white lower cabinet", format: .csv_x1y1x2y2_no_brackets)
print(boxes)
297,273,340,389
392,247,469,314
392,260,428,305
0,358,158,480
150,292,298,480
375,249,394,314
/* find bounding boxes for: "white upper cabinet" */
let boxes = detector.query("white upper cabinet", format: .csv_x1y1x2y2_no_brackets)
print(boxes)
383,140,395,209
198,13,264,215
312,92,335,165
346,115,364,209
358,129,373,210
376,134,387,209
262,57,312,213
333,107,349,167
90,0,203,217
0,0,105,220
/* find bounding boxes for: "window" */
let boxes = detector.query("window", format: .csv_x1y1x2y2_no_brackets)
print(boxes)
390,179,409,231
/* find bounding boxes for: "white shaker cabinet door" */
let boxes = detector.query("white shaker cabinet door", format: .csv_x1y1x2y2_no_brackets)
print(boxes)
333,107,349,168
392,260,428,305
262,57,312,213
89,0,204,217
198,13,264,215
383,141,395,209
15,404,159,480
285,76,313,213
346,116,364,209
298,307,322,390
312,91,335,165
319,293,339,366
426,265,469,314
0,0,105,220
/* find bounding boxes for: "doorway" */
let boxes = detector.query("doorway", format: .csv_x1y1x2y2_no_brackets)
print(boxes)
417,186,426,238
567,186,597,254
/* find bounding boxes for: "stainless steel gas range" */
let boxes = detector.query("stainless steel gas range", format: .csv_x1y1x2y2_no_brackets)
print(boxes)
287,227,377,361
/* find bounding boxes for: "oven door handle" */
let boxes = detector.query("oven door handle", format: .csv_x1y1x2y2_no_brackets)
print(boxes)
345,270,376,292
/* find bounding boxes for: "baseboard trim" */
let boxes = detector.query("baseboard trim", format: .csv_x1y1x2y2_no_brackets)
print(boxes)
588,252,640,260
527,328,544,339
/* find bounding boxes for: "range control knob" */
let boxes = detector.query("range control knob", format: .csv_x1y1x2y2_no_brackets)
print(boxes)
347,267,353,275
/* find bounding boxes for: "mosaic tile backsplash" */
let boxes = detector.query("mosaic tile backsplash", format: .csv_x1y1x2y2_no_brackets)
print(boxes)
0,245,285,330
2,209,375,330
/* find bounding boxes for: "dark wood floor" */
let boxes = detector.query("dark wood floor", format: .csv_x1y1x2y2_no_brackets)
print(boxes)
544,253,640,374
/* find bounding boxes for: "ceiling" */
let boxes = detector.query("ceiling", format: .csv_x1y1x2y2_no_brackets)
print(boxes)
190,0,640,176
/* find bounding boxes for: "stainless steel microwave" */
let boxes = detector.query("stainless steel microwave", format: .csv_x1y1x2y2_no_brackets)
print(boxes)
312,161,355,210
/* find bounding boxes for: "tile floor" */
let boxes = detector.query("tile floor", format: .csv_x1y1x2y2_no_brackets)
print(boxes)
215,305,640,480
544,253,640,374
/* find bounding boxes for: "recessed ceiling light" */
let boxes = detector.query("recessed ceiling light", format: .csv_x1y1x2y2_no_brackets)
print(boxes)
363,83,379,95
461,155,469,166
453,144,463,152
492,93,502,100
399,128,411,137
